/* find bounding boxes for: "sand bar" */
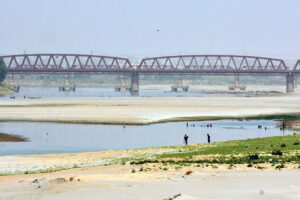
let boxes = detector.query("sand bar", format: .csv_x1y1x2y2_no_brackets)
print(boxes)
1,95,300,124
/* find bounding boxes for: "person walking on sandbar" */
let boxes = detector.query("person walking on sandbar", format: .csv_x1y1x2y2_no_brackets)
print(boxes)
207,134,211,143
184,134,189,145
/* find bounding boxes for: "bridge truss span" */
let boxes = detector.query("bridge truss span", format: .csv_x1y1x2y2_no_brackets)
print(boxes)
294,60,300,72
1,54,133,73
138,55,288,73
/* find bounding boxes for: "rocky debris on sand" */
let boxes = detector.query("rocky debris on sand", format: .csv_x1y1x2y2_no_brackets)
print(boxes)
185,170,193,175
31,178,46,184
163,193,181,200
49,178,67,184
38,185,44,189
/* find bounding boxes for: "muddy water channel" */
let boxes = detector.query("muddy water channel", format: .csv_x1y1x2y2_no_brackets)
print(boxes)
0,120,294,156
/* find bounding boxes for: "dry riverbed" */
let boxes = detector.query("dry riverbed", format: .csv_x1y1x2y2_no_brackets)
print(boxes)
1,95,300,125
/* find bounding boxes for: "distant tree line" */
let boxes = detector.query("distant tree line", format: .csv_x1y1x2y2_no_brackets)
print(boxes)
0,58,7,83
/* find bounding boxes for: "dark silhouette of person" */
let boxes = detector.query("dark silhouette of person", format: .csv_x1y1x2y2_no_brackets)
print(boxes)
186,122,188,127
207,134,211,143
282,122,286,129
184,134,189,145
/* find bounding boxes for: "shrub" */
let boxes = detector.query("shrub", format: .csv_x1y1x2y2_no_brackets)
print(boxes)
272,150,283,156
257,166,264,170
280,143,286,148
249,154,259,160
275,163,285,170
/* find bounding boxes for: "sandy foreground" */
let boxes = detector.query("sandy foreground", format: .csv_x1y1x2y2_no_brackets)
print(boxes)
1,95,300,124
0,164,299,200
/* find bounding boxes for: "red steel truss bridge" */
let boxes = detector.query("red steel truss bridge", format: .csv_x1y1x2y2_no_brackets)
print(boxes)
1,54,299,74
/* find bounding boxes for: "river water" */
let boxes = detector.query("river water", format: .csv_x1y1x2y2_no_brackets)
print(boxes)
0,120,293,156
0,87,235,99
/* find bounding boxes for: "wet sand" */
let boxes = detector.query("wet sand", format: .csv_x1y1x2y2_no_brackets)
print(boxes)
0,133,27,142
1,95,300,125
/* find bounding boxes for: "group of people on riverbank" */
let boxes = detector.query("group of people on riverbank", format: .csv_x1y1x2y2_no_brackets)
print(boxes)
186,122,213,128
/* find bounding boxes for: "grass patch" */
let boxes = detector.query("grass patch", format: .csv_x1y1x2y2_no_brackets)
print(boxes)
157,135,300,158
129,135,300,166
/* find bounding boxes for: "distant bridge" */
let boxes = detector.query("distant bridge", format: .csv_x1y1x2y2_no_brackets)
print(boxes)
1,54,299,94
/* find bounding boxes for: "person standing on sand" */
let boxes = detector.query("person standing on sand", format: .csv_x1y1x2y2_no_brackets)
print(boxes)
184,134,189,145
207,134,211,143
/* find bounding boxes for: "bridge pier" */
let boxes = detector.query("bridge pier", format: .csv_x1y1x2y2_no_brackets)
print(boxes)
115,74,130,92
171,75,188,92
286,74,294,93
59,74,76,92
294,77,297,88
7,74,20,92
130,73,139,96
8,74,14,86
229,75,246,91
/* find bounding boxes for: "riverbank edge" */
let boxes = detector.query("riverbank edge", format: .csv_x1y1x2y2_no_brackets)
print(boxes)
1,113,300,126
0,135,299,176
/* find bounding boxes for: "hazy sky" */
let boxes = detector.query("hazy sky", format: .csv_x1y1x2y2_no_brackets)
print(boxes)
0,0,299,61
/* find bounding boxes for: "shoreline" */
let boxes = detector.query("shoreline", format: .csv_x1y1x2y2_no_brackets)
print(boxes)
0,135,299,175
0,113,300,126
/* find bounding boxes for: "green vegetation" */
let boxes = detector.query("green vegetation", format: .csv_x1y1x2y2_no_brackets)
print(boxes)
0,57,7,83
129,135,300,167
0,166,75,176
158,135,300,157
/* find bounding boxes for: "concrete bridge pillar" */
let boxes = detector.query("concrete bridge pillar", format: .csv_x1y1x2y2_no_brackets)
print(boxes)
171,75,188,92
294,77,297,88
177,75,183,87
59,74,76,92
64,74,70,86
121,74,126,87
130,73,139,96
235,75,240,88
115,74,130,92
229,75,246,91
286,74,295,93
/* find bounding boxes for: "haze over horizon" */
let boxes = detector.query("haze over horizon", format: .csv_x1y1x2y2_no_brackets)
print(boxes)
0,0,299,61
